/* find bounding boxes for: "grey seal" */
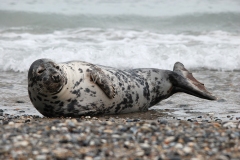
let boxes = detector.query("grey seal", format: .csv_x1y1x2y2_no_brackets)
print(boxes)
28,59,216,117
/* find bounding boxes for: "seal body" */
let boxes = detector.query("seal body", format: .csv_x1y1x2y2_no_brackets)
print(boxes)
28,59,216,117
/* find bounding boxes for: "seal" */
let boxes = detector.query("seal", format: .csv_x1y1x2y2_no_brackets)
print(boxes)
28,59,216,117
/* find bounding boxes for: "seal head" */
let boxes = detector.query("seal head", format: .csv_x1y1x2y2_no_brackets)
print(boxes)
28,59,66,95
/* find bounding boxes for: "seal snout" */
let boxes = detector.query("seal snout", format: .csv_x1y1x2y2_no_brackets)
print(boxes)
52,74,61,83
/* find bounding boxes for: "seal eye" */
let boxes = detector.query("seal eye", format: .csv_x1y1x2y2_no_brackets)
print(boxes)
37,69,45,74
55,66,60,70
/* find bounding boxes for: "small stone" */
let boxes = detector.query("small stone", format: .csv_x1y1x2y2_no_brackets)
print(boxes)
175,143,183,149
135,150,144,156
15,141,29,147
25,119,31,123
140,143,150,149
0,109,4,112
223,122,236,128
133,119,140,122
16,100,25,103
207,113,214,117
8,121,15,126
215,119,222,123
164,136,175,144
85,116,91,119
126,119,134,122
183,146,192,154
92,117,98,120
104,129,113,134
158,119,168,125
32,151,39,155
140,125,152,132
35,155,47,160
84,156,93,160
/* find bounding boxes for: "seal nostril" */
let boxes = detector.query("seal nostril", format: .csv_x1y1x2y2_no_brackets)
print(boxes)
52,75,60,82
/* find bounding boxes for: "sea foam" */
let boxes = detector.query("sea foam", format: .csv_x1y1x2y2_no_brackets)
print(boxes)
0,28,239,72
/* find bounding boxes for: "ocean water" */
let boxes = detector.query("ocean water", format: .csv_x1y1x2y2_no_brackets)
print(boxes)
0,0,240,119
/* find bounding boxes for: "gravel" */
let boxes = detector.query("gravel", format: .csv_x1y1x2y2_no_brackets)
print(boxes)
0,114,240,160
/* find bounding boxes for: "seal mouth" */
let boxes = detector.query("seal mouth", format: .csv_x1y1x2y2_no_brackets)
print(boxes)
42,74,64,94
51,84,63,95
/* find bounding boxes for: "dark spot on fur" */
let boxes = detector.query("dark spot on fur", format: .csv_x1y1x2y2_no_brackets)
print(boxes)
85,88,90,93
67,99,71,102
37,96,42,101
115,93,133,113
42,104,55,117
39,93,47,97
78,68,83,73
136,93,139,102
143,82,150,101
73,79,82,89
71,90,81,97
67,100,77,112
59,102,64,107
54,100,60,104
52,96,58,99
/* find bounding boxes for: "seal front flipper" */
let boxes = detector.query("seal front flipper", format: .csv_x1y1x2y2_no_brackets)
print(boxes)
170,62,217,100
90,66,116,99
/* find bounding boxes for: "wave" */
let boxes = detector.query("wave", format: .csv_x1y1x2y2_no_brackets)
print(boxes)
0,28,239,72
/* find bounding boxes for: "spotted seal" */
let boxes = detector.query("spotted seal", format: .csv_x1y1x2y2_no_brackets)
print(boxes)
28,59,216,117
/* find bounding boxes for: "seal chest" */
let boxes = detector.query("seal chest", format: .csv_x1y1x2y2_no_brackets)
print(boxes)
28,59,216,117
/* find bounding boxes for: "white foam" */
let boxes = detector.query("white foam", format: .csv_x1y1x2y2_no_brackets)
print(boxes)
0,28,239,72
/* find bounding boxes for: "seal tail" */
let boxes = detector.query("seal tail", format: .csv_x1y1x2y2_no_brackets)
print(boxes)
170,62,217,100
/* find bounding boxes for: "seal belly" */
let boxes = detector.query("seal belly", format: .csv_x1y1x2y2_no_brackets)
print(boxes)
61,62,149,115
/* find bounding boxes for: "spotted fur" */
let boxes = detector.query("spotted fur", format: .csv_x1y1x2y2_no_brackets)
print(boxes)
28,59,216,117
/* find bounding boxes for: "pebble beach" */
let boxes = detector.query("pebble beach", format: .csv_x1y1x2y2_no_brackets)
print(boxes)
0,111,240,160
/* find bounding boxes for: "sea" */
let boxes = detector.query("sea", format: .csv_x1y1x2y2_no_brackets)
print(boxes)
0,0,239,120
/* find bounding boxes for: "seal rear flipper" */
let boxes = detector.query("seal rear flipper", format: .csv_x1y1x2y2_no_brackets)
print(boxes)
90,66,116,99
170,62,217,100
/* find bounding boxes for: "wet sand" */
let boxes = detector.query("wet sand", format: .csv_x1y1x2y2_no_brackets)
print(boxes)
0,70,239,121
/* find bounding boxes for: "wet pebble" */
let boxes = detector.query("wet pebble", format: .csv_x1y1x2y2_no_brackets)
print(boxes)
0,116,238,159
15,100,25,103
